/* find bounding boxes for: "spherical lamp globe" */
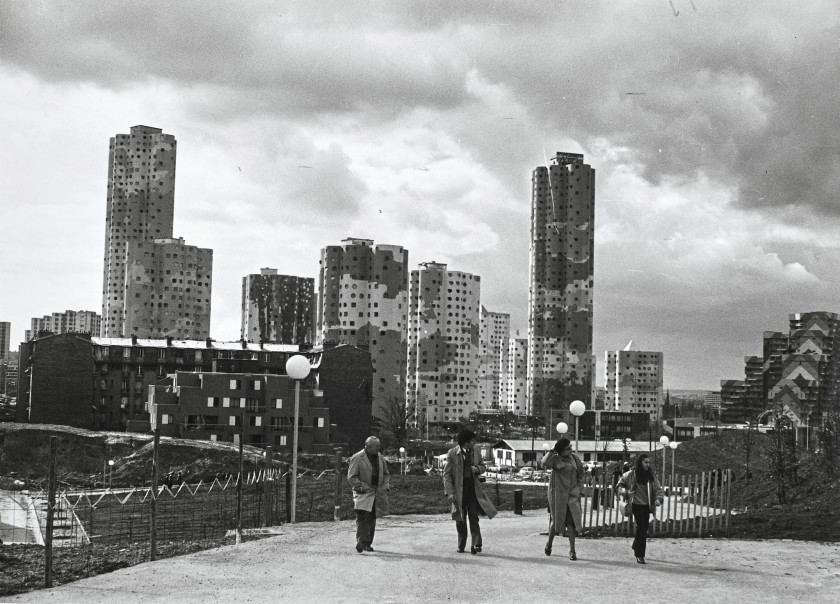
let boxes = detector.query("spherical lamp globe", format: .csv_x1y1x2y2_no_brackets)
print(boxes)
543,443,551,451
285,355,311,380
569,400,586,417
669,441,678,450
659,435,670,446
556,422,569,434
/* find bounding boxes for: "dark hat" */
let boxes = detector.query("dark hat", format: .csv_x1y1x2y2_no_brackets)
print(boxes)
554,437,571,453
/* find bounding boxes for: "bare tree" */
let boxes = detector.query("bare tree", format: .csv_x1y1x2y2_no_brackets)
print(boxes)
378,395,414,450
766,410,798,504
741,413,758,480
818,409,840,478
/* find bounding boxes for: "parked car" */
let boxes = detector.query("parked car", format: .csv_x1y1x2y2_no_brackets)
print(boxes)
516,467,535,480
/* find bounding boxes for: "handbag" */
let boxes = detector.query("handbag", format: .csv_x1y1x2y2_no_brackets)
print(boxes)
619,493,633,517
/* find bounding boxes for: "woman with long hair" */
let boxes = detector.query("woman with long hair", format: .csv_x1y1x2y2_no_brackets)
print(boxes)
616,453,664,564
541,437,583,560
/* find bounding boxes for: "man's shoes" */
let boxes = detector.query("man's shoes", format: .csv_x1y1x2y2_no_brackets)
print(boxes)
544,544,552,556
356,545,364,554
636,556,646,564
470,546,478,555
569,550,577,561
457,547,465,553
475,546,482,552
363,546,374,552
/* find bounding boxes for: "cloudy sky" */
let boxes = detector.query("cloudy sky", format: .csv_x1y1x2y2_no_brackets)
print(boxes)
2,1,839,390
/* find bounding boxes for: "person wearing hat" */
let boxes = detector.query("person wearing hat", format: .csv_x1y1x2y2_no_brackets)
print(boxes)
347,436,390,553
443,428,497,554
541,437,584,560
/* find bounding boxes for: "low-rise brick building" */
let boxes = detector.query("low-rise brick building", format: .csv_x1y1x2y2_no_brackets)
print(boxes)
17,334,373,450
148,372,331,452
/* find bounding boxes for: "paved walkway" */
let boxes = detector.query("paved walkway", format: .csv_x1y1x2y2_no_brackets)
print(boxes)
7,511,840,603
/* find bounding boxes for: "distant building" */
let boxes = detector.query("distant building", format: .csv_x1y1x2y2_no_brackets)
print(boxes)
316,238,408,421
101,126,212,339
705,390,723,416
527,152,595,425
241,268,315,345
148,372,332,453
102,126,177,337
0,322,9,359
406,262,481,424
720,312,840,442
25,310,101,341
502,338,528,415
477,306,510,411
553,409,650,441
1,358,18,399
123,237,213,339
17,334,372,448
604,343,664,422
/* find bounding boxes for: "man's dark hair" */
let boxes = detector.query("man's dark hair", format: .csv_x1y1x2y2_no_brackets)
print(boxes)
458,428,477,446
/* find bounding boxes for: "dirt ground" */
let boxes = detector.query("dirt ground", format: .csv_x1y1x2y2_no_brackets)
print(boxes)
6,511,840,603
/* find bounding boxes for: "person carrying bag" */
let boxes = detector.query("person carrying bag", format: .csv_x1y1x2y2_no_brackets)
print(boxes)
616,453,664,564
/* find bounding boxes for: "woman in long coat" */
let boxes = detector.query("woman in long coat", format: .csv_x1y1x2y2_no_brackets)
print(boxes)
541,437,583,560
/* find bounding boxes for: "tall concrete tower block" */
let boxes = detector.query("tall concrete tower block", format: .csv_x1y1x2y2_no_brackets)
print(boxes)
101,126,176,337
123,237,213,339
241,268,315,345
317,238,408,420
406,262,481,424
527,152,595,423
0,322,10,359
477,306,510,410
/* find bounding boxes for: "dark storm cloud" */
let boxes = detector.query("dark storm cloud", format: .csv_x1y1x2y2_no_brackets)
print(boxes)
0,1,470,115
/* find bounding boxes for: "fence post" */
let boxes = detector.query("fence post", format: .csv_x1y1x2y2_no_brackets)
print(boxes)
150,427,159,561
725,468,732,536
285,464,291,524
236,415,244,544
513,489,523,514
45,436,57,588
263,446,273,528
333,447,343,521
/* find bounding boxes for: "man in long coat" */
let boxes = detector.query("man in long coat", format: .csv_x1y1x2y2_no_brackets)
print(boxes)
347,436,390,553
443,428,497,554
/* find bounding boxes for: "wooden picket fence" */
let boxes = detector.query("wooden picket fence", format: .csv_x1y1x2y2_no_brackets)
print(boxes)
577,469,732,537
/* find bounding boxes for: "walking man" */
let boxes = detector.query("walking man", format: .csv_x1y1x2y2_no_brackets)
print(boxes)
443,429,497,554
347,436,390,553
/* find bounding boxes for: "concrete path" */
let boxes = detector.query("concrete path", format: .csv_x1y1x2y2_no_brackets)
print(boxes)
7,511,840,603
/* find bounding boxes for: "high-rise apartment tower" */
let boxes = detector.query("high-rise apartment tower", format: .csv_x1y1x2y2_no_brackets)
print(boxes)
317,238,408,420
406,262,481,424
241,268,315,345
101,125,176,336
527,152,595,425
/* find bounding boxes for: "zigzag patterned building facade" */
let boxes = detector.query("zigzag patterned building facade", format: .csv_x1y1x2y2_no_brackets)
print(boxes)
722,312,840,437
527,152,595,425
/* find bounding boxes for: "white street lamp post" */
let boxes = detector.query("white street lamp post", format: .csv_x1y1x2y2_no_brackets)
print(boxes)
399,447,406,475
669,440,677,487
108,459,114,490
285,355,311,524
569,400,586,453
659,435,670,487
